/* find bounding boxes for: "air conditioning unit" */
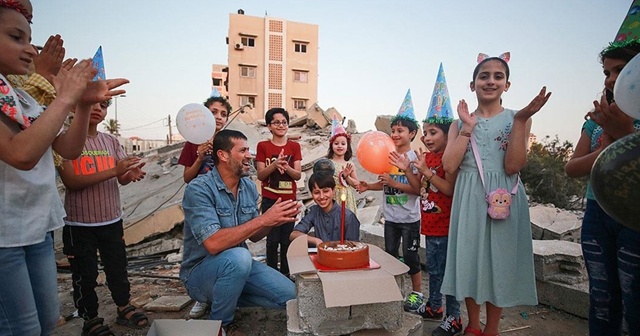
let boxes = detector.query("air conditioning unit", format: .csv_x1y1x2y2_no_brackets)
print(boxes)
234,43,244,50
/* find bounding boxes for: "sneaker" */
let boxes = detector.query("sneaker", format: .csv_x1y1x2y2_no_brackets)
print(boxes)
218,322,246,336
189,301,209,318
432,314,463,336
416,301,444,321
403,292,424,312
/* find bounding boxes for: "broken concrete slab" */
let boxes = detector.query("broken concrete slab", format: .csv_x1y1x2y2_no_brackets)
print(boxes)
127,238,183,257
532,240,586,285
130,292,154,308
356,205,383,226
144,295,193,312
536,280,589,319
306,103,331,129
530,205,582,242
123,203,185,246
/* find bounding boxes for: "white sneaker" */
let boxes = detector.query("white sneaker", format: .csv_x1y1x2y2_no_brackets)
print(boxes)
189,301,209,318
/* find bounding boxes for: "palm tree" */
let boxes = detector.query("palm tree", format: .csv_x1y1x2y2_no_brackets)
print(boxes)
103,119,120,135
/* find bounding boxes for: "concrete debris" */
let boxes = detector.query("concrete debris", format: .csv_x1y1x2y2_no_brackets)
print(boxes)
530,205,582,242
144,296,193,312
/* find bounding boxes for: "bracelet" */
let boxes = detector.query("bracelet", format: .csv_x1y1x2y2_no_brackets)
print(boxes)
426,174,435,182
459,130,472,137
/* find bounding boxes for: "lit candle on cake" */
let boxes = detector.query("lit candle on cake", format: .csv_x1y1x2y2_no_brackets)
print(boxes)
340,192,346,244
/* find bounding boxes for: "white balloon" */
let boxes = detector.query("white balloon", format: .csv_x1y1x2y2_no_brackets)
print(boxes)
613,52,640,120
176,103,216,144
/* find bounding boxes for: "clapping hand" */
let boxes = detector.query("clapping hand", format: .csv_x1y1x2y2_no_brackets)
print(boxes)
514,86,552,121
389,151,410,171
34,34,65,84
587,95,635,140
457,99,477,130
275,149,289,174
263,199,300,226
410,149,428,175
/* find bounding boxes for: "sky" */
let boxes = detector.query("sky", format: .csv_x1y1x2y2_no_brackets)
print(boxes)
32,0,633,145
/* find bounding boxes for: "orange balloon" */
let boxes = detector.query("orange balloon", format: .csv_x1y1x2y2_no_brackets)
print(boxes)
356,131,395,174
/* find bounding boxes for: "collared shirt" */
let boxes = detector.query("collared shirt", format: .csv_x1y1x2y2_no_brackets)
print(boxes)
180,166,260,282
293,202,360,242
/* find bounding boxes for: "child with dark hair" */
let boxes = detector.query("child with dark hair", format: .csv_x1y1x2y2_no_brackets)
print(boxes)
441,53,550,336
178,95,232,183
290,173,360,246
357,90,424,313
326,114,359,214
565,9,640,334
256,107,302,276
410,64,462,336
0,3,129,334
59,99,148,335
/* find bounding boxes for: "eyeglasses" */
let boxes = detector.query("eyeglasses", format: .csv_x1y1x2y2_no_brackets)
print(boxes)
99,100,112,109
270,121,288,127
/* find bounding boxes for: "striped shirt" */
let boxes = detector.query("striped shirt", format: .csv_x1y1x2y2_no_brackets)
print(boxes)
64,132,127,226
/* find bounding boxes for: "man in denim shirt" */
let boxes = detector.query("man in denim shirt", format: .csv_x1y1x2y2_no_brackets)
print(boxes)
181,130,300,336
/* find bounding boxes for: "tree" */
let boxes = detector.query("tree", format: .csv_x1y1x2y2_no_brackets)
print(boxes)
103,118,120,135
520,135,587,209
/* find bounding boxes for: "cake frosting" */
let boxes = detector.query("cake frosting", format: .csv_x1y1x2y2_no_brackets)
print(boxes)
316,241,370,269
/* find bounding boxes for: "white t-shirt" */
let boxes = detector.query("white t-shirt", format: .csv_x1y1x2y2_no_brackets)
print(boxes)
0,74,65,247
383,149,421,223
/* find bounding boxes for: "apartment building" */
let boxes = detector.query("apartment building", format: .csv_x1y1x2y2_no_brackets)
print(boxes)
223,10,319,122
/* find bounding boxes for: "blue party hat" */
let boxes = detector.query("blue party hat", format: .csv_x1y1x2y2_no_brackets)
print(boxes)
92,46,105,81
210,87,221,98
424,63,454,124
391,89,418,125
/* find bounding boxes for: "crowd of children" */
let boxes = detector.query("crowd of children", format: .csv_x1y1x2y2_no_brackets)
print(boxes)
1,0,639,335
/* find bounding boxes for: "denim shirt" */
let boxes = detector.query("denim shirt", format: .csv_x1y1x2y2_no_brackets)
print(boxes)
180,167,260,282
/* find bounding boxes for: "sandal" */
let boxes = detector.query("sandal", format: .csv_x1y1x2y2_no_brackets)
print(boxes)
464,326,483,336
116,305,149,329
81,317,115,336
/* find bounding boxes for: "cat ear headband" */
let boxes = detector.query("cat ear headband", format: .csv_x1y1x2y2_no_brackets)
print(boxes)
477,52,510,63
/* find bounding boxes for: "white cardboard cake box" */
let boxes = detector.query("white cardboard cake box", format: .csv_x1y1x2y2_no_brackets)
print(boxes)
146,319,221,336
287,235,409,307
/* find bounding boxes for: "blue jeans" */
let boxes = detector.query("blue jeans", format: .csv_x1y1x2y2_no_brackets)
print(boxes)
182,247,295,325
0,234,60,336
582,199,640,336
384,220,421,275
425,236,461,318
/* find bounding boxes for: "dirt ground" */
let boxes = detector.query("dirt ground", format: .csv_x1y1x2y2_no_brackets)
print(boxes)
53,266,589,336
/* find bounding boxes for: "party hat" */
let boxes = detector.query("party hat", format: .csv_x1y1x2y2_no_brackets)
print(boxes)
210,87,221,98
606,0,640,53
391,89,418,125
330,113,349,141
424,63,454,124
91,46,105,81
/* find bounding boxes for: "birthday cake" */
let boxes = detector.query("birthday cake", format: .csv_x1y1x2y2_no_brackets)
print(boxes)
316,241,370,269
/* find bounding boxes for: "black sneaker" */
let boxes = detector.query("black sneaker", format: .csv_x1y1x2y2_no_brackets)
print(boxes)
416,301,443,321
403,292,424,312
432,314,463,336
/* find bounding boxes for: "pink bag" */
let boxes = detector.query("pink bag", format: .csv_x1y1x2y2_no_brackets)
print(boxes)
470,136,519,220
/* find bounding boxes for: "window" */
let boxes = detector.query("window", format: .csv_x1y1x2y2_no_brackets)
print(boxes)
293,71,308,83
294,43,307,53
212,78,222,86
240,66,256,78
239,96,255,107
241,36,255,47
293,99,307,110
